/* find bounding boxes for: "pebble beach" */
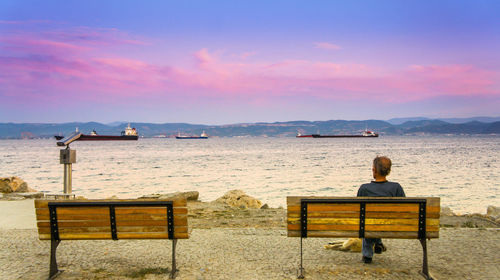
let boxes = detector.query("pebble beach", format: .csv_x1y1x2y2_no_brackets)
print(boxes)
1,198,499,280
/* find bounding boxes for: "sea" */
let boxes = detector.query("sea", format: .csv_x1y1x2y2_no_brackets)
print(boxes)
1,136,499,214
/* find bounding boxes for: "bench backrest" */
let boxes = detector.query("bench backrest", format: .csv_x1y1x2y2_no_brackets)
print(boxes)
287,196,439,239
35,199,188,240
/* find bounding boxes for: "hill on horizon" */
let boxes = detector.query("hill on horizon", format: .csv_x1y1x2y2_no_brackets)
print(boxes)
1,117,500,139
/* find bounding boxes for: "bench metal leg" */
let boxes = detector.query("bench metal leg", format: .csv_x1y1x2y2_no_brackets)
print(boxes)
298,237,305,279
170,239,178,279
419,239,434,280
49,239,61,279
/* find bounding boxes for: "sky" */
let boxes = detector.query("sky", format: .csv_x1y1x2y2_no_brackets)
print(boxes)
1,0,499,124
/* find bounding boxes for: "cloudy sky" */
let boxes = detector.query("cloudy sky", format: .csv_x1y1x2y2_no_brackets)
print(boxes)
1,1,499,124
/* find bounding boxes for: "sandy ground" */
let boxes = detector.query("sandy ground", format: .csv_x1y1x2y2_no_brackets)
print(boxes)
1,200,499,280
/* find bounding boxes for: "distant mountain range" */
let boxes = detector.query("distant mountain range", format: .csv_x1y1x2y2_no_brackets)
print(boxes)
1,118,500,139
387,116,500,125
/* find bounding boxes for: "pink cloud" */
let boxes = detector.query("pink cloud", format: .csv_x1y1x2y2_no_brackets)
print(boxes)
1,24,499,106
314,42,342,50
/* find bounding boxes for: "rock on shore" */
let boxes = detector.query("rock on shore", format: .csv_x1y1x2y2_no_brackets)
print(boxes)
487,205,500,223
214,189,262,209
0,177,35,193
0,177,43,199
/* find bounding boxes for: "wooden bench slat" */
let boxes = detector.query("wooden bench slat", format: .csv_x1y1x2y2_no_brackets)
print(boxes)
366,205,440,213
287,224,438,232
35,199,187,208
38,221,111,227
36,214,108,221
288,230,360,238
288,218,360,225
287,217,440,226
365,225,439,232
36,207,108,215
38,225,188,234
287,196,440,207
36,207,188,216
365,231,439,239
37,217,189,228
116,226,188,233
36,213,188,222
38,233,111,240
115,213,187,221
38,232,189,240
288,224,359,231
366,212,439,218
116,217,188,226
287,212,359,218
287,211,440,219
115,208,188,215
287,205,360,212
36,214,187,222
287,206,439,214
117,232,189,239
287,230,439,238
287,205,440,214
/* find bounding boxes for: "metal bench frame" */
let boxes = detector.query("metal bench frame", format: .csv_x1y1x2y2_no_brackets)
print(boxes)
297,198,433,280
47,201,178,279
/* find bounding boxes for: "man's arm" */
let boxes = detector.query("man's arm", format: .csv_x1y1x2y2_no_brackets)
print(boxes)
357,185,365,197
397,184,406,197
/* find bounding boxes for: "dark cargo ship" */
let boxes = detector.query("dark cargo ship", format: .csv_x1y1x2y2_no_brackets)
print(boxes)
296,130,379,138
55,124,138,145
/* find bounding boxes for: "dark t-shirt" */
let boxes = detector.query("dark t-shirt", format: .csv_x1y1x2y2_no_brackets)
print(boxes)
357,181,405,197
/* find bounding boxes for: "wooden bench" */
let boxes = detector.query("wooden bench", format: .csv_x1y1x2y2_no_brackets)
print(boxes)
35,199,188,279
287,196,440,279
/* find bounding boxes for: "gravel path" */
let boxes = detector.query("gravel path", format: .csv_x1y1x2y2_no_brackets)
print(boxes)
1,227,499,280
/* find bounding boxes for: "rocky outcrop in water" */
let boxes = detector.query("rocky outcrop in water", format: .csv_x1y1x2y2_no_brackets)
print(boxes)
214,190,262,209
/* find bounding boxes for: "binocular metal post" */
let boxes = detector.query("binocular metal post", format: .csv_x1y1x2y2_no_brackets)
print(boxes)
60,147,76,195
55,131,81,197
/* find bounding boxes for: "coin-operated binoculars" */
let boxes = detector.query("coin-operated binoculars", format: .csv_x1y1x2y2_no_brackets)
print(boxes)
56,131,82,195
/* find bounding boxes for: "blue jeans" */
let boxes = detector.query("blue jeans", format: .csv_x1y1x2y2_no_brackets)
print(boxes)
362,238,383,258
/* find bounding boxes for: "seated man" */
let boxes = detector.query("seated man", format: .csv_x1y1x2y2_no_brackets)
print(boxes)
357,156,405,263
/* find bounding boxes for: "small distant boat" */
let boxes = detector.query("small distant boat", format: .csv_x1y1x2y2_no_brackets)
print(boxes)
55,124,139,143
176,131,209,139
296,129,379,138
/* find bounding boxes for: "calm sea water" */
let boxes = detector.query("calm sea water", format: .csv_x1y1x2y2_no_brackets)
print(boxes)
1,136,499,214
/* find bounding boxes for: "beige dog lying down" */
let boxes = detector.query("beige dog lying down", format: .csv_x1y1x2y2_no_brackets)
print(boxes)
324,238,362,252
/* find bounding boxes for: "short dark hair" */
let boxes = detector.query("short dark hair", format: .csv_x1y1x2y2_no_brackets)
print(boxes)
373,156,392,176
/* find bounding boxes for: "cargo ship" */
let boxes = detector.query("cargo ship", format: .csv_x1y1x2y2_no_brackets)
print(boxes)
176,131,209,139
55,124,138,143
296,130,379,138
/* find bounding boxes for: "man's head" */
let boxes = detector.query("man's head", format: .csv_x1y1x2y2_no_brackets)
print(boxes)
372,156,392,179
